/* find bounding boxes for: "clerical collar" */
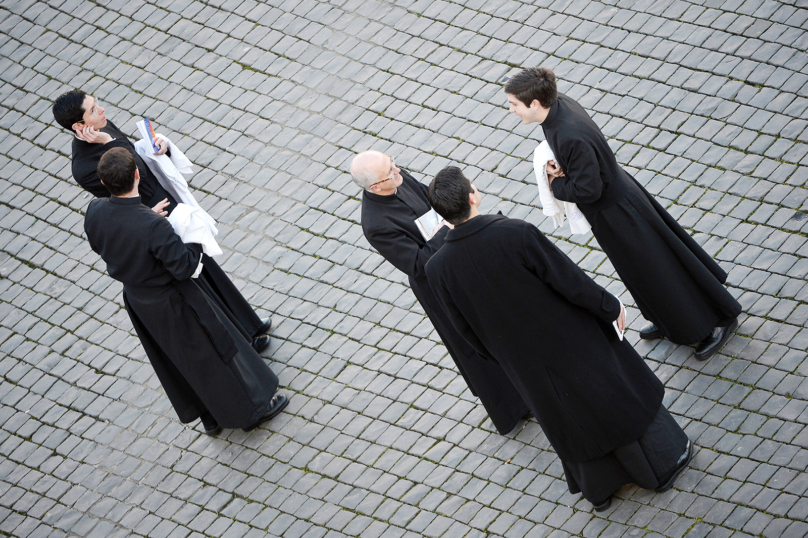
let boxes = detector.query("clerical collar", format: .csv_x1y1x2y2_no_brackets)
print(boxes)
110,195,142,205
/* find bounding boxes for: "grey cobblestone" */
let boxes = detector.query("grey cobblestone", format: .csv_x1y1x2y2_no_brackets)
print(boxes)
0,0,806,536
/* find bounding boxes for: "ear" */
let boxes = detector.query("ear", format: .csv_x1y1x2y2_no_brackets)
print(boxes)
530,99,543,110
134,168,140,179
71,122,83,132
469,191,477,206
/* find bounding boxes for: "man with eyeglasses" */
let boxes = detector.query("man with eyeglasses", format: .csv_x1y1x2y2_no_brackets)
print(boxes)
351,151,529,435
52,89,274,355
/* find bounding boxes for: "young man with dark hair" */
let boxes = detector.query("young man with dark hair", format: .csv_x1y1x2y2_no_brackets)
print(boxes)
53,89,273,353
351,151,529,436
505,67,741,361
425,166,691,511
86,148,288,435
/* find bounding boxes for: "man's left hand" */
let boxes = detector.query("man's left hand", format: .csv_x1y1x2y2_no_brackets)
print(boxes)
616,304,626,332
154,137,169,156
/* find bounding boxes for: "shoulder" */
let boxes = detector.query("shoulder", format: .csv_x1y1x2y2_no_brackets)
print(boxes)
85,197,107,216
425,246,448,276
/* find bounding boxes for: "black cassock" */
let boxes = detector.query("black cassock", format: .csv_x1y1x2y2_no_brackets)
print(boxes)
544,94,741,345
361,171,528,435
71,120,264,341
426,215,688,501
84,196,278,427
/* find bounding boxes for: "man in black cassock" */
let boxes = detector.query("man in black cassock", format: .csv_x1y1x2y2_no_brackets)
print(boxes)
351,150,529,435
85,148,288,434
425,167,692,510
52,89,272,353
505,68,741,361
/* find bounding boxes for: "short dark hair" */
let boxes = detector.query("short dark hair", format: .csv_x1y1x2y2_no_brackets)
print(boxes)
504,67,557,108
98,148,137,196
52,89,87,130
428,167,475,225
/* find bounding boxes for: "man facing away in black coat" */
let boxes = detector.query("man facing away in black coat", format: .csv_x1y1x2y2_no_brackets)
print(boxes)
52,89,273,353
84,148,288,435
505,67,741,361
425,166,692,511
351,150,529,435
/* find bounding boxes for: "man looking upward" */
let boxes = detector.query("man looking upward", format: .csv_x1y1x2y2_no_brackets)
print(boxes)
505,67,741,361
53,89,273,353
351,151,528,435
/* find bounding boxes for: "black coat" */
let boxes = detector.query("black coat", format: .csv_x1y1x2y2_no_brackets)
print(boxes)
71,120,263,340
362,171,529,434
72,120,177,210
544,94,741,344
425,214,664,463
84,196,278,428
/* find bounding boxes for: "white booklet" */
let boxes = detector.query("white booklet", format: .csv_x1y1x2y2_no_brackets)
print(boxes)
415,209,443,241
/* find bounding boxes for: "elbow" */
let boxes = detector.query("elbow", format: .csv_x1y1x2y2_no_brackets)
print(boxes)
577,184,603,204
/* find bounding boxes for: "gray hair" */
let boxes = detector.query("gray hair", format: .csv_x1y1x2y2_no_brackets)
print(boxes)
349,151,385,190
350,167,377,190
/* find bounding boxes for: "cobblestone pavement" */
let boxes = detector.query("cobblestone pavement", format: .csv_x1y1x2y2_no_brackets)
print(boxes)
0,0,807,536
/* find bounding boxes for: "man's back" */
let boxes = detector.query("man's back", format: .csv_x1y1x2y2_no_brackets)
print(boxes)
426,213,662,462
85,196,200,289
427,214,619,360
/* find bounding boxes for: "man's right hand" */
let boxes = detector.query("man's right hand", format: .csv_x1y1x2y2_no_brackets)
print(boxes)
616,304,626,332
75,125,113,144
546,160,565,186
152,198,170,217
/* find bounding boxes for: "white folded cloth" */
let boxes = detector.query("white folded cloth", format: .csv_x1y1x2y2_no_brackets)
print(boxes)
167,203,223,257
133,129,218,239
533,141,591,235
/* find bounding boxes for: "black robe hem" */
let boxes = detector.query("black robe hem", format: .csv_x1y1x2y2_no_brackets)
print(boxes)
561,404,689,504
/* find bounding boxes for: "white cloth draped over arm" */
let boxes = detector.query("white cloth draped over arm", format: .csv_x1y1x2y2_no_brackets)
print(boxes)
133,128,218,239
167,203,223,257
533,141,592,235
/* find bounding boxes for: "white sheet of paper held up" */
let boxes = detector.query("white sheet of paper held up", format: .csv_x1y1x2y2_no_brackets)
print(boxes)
415,209,443,241
613,320,624,341
612,294,624,341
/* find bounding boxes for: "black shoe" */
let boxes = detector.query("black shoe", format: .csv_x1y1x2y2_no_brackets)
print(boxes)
252,335,271,353
655,440,693,493
639,322,663,340
200,413,221,437
694,318,738,361
256,317,272,336
242,394,289,432
592,497,611,512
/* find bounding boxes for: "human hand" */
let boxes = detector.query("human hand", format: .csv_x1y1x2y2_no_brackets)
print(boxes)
546,160,565,186
616,304,626,332
151,198,170,217
154,136,169,155
75,125,113,144
439,220,454,230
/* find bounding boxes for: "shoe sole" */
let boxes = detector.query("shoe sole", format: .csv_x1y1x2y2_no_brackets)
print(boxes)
592,497,612,512
639,331,663,340
655,440,693,493
204,426,222,437
694,319,739,361
242,396,290,432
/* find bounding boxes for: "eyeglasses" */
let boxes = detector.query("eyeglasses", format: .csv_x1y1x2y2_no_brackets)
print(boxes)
369,156,397,188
